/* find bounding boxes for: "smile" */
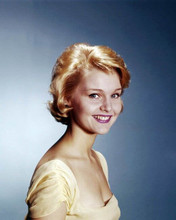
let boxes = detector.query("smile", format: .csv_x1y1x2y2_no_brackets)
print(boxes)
93,115,112,123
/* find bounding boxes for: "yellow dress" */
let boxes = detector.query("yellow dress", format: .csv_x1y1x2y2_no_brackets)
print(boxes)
25,151,121,219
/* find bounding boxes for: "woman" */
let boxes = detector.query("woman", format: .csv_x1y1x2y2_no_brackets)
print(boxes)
25,43,130,220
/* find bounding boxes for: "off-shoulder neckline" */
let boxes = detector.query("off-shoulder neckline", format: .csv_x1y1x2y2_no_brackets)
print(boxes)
35,150,102,178
33,152,114,209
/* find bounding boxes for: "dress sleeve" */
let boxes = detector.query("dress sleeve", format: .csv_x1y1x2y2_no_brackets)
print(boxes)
95,151,109,181
25,160,76,218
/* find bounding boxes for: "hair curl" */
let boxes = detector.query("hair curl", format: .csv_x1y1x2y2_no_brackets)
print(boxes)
48,43,130,124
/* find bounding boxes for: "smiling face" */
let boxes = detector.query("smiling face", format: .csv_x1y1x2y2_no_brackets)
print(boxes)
69,67,122,135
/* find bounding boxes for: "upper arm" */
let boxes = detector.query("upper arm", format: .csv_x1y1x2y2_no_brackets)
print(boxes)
27,201,67,220
26,161,76,219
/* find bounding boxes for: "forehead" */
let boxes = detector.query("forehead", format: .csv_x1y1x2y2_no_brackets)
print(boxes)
79,68,121,90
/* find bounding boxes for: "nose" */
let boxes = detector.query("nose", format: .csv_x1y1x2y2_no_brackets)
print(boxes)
100,97,112,112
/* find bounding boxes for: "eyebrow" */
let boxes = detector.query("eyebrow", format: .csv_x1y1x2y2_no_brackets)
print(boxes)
84,88,122,92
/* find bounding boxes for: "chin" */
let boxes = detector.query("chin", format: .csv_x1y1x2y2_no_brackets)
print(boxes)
83,127,110,135
96,127,111,135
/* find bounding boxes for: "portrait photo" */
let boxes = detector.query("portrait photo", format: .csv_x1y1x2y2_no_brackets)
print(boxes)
0,0,175,219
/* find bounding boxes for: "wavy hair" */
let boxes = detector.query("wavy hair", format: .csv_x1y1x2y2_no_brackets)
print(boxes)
48,43,130,124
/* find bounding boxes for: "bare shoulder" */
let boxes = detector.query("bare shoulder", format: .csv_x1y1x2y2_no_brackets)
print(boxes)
27,202,67,220
34,142,70,171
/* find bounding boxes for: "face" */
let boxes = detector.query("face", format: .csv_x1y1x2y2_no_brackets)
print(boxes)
69,68,122,135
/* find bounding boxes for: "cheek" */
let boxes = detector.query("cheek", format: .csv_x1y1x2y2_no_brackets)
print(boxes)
77,99,98,113
120,101,124,113
71,99,89,117
113,100,123,114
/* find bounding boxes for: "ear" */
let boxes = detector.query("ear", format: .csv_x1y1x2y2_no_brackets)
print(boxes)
63,97,72,108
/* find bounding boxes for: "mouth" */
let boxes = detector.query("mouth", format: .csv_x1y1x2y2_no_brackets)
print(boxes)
93,115,112,123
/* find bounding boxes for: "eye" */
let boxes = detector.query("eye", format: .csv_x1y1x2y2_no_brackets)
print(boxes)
89,93,99,99
111,93,120,99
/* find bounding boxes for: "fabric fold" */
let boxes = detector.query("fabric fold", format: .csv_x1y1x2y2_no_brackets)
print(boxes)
26,160,76,218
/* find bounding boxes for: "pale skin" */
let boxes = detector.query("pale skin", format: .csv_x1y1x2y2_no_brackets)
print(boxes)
28,68,122,220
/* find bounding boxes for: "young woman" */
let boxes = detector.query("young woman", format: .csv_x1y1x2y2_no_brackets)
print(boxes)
25,43,130,220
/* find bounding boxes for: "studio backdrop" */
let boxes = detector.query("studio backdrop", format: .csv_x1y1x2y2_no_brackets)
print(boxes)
0,0,175,219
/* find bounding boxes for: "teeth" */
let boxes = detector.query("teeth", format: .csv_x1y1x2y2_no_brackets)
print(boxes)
94,116,110,120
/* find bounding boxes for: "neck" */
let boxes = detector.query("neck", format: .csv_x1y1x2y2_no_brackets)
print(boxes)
60,123,97,158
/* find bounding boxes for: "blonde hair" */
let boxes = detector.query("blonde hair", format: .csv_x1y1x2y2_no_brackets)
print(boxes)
48,43,130,124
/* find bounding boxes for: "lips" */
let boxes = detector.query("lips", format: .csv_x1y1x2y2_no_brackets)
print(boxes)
93,115,112,123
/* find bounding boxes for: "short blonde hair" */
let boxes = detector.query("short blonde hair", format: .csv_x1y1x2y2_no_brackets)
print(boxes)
48,43,130,124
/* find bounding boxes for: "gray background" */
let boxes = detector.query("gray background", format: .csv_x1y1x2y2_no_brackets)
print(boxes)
0,0,175,219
